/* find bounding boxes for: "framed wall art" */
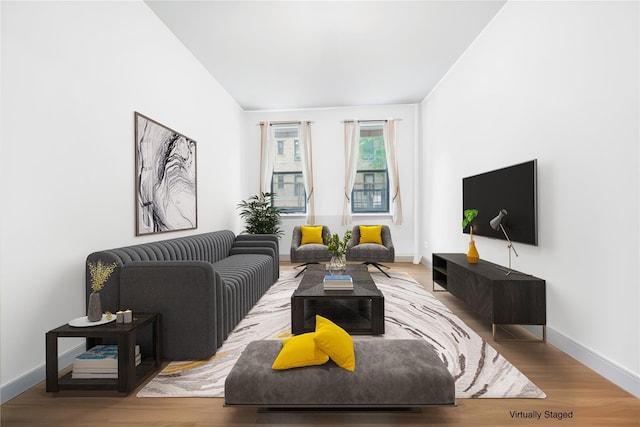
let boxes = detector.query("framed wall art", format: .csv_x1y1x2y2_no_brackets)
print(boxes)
134,112,197,235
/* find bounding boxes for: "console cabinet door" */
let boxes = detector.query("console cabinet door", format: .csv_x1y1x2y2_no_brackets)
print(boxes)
464,273,494,323
447,261,493,323
447,263,467,303
492,281,546,325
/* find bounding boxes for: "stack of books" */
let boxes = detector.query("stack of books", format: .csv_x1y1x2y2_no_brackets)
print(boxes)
323,275,354,290
72,345,141,379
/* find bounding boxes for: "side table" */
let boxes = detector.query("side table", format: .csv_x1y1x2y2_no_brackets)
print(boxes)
46,312,162,394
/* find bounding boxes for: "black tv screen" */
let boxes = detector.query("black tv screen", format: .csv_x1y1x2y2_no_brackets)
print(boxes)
462,160,538,246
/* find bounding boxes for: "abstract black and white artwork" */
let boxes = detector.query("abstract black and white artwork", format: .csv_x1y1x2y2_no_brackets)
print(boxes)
135,112,197,235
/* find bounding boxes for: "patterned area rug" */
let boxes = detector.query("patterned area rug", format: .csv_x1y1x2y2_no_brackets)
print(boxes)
137,270,545,399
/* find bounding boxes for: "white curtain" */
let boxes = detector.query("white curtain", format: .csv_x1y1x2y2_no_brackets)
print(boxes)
384,119,403,225
342,120,360,226
259,121,274,196
298,121,315,224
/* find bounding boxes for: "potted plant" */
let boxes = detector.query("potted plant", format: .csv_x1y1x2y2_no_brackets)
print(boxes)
237,192,283,236
326,229,352,271
87,260,118,321
462,209,479,264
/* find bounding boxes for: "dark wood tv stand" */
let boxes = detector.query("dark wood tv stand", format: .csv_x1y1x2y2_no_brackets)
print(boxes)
432,253,546,342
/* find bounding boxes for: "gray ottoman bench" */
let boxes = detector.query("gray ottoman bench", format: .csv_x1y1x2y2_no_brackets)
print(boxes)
224,339,455,409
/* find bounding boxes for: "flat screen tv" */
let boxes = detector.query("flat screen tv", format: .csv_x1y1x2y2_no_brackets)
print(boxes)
462,160,538,246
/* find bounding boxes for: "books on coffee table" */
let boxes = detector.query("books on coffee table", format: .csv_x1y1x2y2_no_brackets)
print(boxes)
72,344,141,379
323,275,353,290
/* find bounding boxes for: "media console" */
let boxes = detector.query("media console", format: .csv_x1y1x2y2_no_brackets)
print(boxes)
432,253,546,342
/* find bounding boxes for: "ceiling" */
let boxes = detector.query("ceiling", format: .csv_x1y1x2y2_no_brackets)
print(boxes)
146,1,507,111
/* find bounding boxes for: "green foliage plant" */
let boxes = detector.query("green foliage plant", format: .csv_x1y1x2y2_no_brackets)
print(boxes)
359,136,387,169
237,192,283,236
327,229,353,258
462,209,479,241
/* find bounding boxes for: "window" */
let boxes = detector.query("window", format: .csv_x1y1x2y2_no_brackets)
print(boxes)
294,174,304,197
360,139,374,161
364,173,375,191
352,123,388,213
294,140,301,162
271,125,306,214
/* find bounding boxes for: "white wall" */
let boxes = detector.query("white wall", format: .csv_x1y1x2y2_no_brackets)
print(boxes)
1,1,244,401
244,104,418,260
422,1,639,396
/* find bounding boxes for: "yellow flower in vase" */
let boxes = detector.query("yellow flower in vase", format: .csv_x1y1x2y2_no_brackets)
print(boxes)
88,260,118,293
87,260,118,322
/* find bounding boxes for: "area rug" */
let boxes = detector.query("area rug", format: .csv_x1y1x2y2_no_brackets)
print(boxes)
137,270,546,399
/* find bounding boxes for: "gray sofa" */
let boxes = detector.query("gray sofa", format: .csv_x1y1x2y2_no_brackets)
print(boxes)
86,230,279,360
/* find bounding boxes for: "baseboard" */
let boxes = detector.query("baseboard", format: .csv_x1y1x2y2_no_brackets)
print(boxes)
545,327,640,398
421,255,640,398
1,343,85,404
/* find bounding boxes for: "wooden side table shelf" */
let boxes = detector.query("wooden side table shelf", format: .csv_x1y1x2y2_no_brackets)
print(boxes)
46,312,162,394
432,253,546,342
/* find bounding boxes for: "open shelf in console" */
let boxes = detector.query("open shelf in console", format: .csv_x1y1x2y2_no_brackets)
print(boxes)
431,254,449,291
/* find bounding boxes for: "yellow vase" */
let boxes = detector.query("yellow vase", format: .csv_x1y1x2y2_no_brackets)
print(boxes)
467,240,479,264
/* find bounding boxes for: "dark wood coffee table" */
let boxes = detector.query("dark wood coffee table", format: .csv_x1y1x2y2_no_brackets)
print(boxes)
291,264,385,335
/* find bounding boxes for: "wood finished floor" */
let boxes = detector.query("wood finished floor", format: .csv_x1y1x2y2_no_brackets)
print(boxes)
2,262,638,427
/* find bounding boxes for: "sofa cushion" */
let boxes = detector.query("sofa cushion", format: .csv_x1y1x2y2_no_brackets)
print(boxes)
272,333,329,370
313,315,355,371
214,254,274,337
358,225,383,245
347,244,393,263
300,225,324,245
291,244,331,263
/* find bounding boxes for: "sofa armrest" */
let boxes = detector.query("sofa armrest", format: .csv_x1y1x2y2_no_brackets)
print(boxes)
347,226,360,251
235,234,279,257
290,227,303,259
381,227,395,260
229,245,278,281
120,261,224,360
232,236,280,279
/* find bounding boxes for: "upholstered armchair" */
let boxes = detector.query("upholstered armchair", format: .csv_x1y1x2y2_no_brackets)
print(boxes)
346,225,395,277
290,225,332,277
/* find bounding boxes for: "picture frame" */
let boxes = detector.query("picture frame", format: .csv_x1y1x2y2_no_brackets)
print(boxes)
134,112,197,236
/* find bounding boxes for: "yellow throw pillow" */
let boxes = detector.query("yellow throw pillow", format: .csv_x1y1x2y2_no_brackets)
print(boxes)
359,225,383,245
300,225,324,245
313,315,356,371
272,332,330,370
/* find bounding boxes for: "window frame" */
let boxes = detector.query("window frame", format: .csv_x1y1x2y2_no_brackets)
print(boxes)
351,123,389,214
270,125,306,215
